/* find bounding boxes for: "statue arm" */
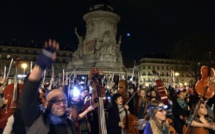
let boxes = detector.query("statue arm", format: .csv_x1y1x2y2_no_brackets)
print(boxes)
117,35,122,48
75,27,80,39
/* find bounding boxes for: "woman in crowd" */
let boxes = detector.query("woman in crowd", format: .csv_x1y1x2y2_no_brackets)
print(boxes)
137,88,149,133
183,100,215,134
143,100,170,134
172,87,190,134
107,93,129,134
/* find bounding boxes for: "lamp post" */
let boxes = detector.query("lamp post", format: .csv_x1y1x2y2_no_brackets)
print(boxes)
21,63,27,75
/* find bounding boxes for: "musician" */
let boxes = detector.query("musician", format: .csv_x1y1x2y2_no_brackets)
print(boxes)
184,100,215,134
68,89,97,134
172,87,190,134
143,100,170,134
107,93,129,134
20,39,75,134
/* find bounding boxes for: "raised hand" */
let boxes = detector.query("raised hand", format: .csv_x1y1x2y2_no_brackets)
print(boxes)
36,39,59,70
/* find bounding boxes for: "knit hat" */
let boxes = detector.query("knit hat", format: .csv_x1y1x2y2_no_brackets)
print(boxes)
46,89,67,103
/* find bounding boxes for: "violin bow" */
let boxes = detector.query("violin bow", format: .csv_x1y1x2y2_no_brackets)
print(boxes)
0,58,14,93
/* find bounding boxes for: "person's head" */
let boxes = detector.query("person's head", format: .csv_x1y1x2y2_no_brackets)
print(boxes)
46,89,67,116
80,89,88,100
151,90,157,97
118,80,128,94
112,93,123,106
148,100,167,123
139,89,146,99
197,102,208,116
175,88,186,100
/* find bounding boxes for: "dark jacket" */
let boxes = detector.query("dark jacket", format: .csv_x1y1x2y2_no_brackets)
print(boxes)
20,77,75,134
12,108,26,134
107,106,121,134
172,98,190,134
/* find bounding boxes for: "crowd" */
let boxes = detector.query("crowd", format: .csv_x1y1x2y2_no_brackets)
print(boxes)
0,39,215,134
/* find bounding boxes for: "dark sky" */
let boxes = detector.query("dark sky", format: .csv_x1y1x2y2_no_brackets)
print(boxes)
0,0,215,61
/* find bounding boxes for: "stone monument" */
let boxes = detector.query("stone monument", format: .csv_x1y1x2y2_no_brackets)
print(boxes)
67,1,125,76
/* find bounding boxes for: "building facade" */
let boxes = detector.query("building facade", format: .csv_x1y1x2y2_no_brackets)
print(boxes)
137,58,195,88
0,45,73,84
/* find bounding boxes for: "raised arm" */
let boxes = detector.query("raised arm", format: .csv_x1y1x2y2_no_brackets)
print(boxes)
20,39,59,127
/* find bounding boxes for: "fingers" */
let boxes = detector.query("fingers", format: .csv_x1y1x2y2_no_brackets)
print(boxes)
44,39,59,51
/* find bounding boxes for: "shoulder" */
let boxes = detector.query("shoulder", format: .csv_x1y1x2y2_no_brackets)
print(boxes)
143,123,152,134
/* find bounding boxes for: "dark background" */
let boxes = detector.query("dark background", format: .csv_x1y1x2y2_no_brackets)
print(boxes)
0,0,215,61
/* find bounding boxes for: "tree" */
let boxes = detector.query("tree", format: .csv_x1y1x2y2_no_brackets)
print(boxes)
171,34,215,83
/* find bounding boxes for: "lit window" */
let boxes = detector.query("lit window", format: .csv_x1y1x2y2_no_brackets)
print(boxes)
7,55,10,59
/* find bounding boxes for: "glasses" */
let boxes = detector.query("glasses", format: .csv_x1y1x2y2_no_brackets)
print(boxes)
49,99,67,105
157,109,166,113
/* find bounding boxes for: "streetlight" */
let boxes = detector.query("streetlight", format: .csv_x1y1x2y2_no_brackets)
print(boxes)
21,63,28,75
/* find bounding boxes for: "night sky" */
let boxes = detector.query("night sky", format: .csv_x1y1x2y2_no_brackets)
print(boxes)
0,0,215,61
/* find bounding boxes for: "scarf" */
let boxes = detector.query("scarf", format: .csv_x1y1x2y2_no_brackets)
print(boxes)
49,114,64,125
149,118,170,134
177,98,187,109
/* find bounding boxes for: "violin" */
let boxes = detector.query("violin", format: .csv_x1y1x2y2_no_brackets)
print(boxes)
195,66,215,99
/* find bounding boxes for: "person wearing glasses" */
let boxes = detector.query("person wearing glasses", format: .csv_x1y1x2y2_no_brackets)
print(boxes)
143,100,170,134
20,39,75,134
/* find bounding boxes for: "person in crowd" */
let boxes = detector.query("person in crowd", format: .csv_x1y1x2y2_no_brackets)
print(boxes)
68,87,98,134
20,39,75,134
137,88,149,119
183,100,215,134
148,88,160,101
137,88,149,133
118,80,134,115
107,93,129,134
172,87,190,134
143,100,170,134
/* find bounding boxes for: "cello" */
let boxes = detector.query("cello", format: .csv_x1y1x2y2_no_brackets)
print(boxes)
86,68,107,134
0,57,24,129
152,70,169,105
183,65,215,134
118,79,139,134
